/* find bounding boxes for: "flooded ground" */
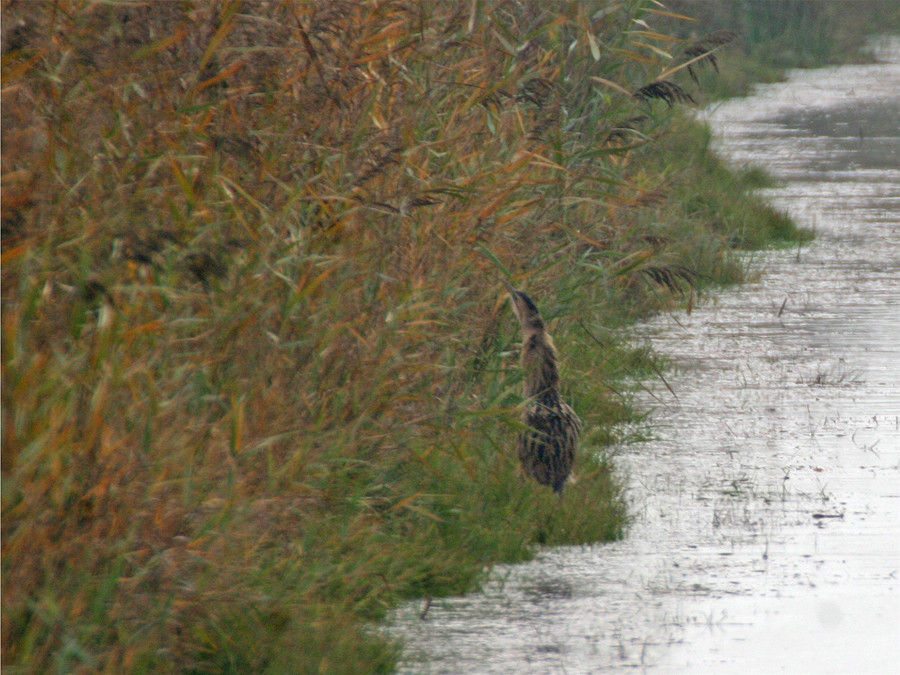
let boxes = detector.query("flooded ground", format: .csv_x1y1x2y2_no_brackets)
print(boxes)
389,38,900,674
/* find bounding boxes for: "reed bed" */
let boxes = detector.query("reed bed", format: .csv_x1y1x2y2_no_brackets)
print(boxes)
2,2,804,671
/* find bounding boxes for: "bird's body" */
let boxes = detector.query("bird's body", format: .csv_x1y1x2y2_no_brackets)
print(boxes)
504,281,582,494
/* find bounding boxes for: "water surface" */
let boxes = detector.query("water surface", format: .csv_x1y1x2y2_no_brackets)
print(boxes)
390,38,900,674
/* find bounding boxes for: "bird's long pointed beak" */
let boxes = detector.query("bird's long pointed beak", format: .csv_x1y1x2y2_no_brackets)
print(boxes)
502,279,525,325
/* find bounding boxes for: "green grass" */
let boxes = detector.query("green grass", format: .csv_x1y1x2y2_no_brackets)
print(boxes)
2,1,807,672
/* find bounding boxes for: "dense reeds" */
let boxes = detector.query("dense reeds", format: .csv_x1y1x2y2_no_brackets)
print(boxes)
2,2,804,671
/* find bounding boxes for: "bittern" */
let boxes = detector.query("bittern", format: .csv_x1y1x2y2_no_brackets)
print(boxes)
503,280,582,494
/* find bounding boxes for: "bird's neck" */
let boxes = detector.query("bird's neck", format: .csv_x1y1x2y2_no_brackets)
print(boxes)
522,331,560,400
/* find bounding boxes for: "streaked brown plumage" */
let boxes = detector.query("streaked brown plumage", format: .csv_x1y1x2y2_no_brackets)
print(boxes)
504,280,582,494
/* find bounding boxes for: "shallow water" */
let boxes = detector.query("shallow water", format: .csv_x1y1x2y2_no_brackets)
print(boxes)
389,38,900,674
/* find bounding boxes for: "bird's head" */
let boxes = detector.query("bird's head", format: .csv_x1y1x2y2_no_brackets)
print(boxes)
502,280,545,333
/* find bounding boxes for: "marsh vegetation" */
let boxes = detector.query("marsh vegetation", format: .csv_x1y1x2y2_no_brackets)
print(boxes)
0,2,851,672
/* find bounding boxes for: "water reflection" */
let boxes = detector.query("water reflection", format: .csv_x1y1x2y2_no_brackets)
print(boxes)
390,38,900,674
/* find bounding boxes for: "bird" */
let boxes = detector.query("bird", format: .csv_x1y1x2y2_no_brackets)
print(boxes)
503,280,582,494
